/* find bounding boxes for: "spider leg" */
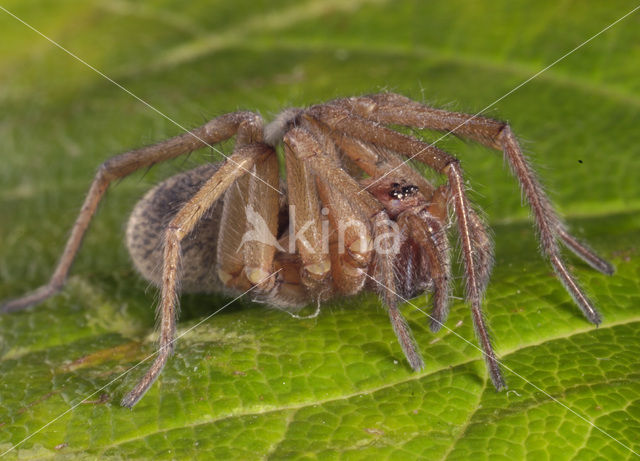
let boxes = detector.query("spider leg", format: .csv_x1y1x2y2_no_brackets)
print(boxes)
447,162,505,389
1,112,264,313
328,135,460,330
217,117,280,293
301,119,374,295
283,125,424,371
422,186,455,330
283,131,332,298
121,142,273,408
371,212,425,371
308,104,503,387
334,135,436,200
343,93,613,321
396,201,452,332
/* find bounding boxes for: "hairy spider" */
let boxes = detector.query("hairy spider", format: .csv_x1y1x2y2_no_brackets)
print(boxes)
1,93,614,408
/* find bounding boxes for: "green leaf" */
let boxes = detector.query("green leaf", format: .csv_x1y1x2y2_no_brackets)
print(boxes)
1,0,639,459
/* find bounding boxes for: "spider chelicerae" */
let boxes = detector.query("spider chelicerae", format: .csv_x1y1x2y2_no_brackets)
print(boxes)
1,92,614,407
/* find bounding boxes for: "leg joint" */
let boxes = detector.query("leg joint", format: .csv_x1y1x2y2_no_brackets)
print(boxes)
96,161,114,183
495,123,512,144
442,158,461,174
165,224,185,241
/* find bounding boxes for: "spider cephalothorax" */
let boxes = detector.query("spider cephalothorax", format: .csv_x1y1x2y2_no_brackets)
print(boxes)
1,93,614,407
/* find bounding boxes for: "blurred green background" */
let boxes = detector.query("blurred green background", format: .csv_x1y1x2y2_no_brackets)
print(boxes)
1,0,639,459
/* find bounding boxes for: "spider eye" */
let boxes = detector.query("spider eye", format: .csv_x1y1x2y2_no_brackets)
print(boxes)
388,183,418,200
402,185,419,196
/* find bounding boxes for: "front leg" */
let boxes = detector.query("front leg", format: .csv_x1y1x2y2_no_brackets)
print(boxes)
283,132,332,298
283,126,424,372
308,104,504,387
341,93,613,322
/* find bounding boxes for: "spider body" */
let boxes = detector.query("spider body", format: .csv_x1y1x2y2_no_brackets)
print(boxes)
1,93,614,408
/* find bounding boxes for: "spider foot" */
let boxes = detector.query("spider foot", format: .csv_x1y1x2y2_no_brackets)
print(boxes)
0,284,62,313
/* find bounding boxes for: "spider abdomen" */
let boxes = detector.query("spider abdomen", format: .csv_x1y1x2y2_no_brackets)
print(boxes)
126,163,225,293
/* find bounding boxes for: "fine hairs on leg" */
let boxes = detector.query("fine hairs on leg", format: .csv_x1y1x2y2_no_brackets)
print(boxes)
1,93,614,406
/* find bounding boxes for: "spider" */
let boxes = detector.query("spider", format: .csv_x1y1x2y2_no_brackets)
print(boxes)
1,92,614,408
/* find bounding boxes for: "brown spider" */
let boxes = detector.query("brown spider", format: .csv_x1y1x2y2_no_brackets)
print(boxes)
1,93,614,408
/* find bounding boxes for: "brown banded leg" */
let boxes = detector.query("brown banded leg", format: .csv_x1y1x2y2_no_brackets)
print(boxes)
341,93,613,321
283,126,424,371
121,143,273,408
308,104,504,388
1,112,266,313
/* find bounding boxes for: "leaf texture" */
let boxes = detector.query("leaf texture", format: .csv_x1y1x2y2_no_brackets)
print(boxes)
1,0,639,458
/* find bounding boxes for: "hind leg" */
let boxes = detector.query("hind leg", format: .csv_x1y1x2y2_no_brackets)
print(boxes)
1,112,265,313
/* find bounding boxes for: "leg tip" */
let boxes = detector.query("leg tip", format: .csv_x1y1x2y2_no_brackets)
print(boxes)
490,368,507,391
120,393,138,409
589,311,603,326
409,355,425,372
1,297,33,313
0,284,61,313
602,262,615,276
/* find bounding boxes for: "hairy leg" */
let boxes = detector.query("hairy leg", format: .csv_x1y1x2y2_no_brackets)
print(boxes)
282,131,331,298
1,112,264,313
396,206,451,332
342,93,613,322
446,162,505,389
216,117,280,293
283,125,424,371
308,104,504,387
370,212,425,371
121,143,273,408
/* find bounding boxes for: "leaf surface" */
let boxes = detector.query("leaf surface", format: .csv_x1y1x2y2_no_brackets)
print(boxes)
1,0,639,459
